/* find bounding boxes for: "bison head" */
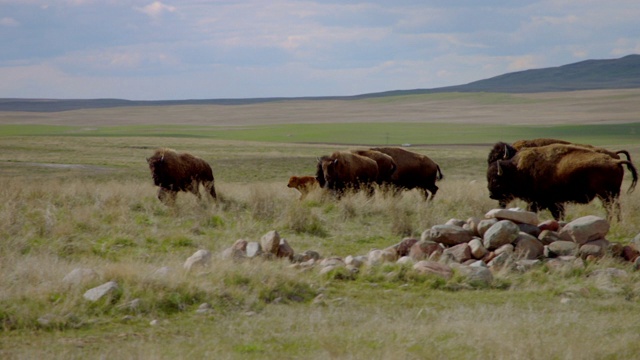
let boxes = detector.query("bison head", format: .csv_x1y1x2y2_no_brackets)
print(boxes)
316,156,330,188
287,176,299,188
486,160,517,207
487,142,518,165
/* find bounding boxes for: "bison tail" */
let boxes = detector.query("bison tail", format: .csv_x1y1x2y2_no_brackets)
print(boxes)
616,150,632,162
436,164,444,181
621,160,638,194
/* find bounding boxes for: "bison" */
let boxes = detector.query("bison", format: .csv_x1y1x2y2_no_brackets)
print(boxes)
287,175,319,200
487,143,638,221
316,151,378,196
488,138,632,164
350,149,397,184
146,148,217,205
370,147,443,201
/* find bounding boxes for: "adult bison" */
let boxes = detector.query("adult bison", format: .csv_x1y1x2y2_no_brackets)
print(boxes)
487,143,638,221
287,175,319,200
316,151,378,196
370,147,443,201
146,148,217,205
350,149,397,184
488,138,632,164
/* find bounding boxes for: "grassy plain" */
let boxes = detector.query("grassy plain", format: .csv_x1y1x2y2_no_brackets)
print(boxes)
2,90,640,359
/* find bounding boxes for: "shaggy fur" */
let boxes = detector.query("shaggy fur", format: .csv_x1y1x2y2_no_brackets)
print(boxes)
287,175,319,200
316,151,379,196
487,144,638,220
370,147,443,201
350,149,397,184
512,138,632,161
146,148,217,205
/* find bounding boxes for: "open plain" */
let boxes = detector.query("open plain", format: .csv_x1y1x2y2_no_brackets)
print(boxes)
1,90,640,359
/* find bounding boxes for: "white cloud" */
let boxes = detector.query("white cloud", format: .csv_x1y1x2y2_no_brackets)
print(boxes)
0,17,20,27
136,1,176,19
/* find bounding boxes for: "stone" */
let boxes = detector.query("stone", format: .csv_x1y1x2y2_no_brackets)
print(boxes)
466,217,482,237
468,238,488,259
538,219,560,232
221,247,246,260
515,259,541,272
559,216,610,245
494,243,514,256
514,232,544,260
152,266,171,278
538,230,562,245
622,245,640,262
231,239,248,252
320,257,345,268
277,238,295,260
487,252,512,268
477,218,499,237
246,242,263,258
83,281,119,302
483,220,520,250
423,225,473,246
518,223,541,237
413,261,453,279
579,239,609,259
184,249,212,271
546,241,578,257
397,256,414,265
445,218,466,227
456,265,493,286
409,240,442,261
301,250,321,261
442,243,472,263
63,268,99,286
260,230,281,254
485,208,539,226
394,238,419,257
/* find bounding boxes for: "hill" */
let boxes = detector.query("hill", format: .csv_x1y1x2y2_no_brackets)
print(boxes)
1,54,639,112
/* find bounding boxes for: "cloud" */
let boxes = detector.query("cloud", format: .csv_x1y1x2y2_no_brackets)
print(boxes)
0,17,20,27
136,1,177,19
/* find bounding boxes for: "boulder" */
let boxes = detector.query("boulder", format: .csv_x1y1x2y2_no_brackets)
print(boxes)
538,230,562,246
579,239,609,259
260,230,281,254
559,216,610,245
442,243,472,263
538,219,560,232
277,238,295,260
485,208,539,226
514,232,544,260
483,220,520,250
393,238,419,257
83,281,119,302
184,249,212,271
455,265,493,286
468,238,488,260
423,225,473,246
409,240,442,261
477,218,499,237
246,242,263,258
413,261,453,279
546,241,579,257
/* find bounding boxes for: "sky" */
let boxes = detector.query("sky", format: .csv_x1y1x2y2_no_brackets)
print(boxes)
1,0,639,100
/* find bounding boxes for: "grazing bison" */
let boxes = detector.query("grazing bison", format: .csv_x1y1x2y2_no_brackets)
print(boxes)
370,147,443,201
316,151,378,196
146,148,217,205
488,138,632,164
287,175,319,200
487,144,638,221
350,149,397,184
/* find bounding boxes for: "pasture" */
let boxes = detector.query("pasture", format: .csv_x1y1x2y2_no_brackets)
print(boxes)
2,90,640,359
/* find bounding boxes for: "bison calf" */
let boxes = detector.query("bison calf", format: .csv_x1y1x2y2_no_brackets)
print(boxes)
287,175,319,200
147,148,217,205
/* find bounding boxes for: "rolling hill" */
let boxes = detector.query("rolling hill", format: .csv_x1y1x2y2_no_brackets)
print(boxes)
1,54,639,112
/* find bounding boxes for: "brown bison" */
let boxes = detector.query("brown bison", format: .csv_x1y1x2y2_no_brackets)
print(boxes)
488,138,632,164
147,148,217,205
316,151,378,196
487,143,638,221
350,149,397,184
287,175,319,200
370,147,443,201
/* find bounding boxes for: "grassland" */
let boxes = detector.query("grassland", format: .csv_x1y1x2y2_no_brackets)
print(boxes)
2,91,640,359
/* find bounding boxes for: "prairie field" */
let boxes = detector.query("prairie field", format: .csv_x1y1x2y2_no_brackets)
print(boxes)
2,90,640,359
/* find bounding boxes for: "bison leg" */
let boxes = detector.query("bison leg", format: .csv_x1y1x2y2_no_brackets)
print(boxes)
548,203,566,221
423,184,438,201
204,180,217,200
186,180,202,200
600,195,621,222
158,188,177,206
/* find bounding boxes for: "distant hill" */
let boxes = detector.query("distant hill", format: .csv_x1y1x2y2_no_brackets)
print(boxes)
1,54,639,112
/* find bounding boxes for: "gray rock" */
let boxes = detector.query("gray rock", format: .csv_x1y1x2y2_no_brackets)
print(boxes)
409,240,442,261
184,249,212,271
538,230,562,245
579,239,609,259
515,259,541,272
456,265,493,286
514,232,544,260
445,218,466,227
83,281,119,302
246,242,263,258
483,220,520,250
546,241,579,257
413,261,453,279
260,230,281,254
425,224,473,246
559,216,610,245
485,208,539,226
477,218,499,237
63,268,99,286
442,243,472,263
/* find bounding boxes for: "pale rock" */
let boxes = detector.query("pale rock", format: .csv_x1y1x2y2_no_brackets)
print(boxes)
515,259,541,272
477,218,499,237
538,230,562,245
494,243,514,256
579,239,609,259
485,208,539,226
559,216,610,245
466,217,482,237
424,224,473,246
396,256,414,265
183,249,212,271
246,242,263,258
546,241,578,257
514,232,544,260
413,261,453,279
63,268,99,286
442,243,472,263
83,281,119,302
456,265,493,286
260,230,281,254
445,218,466,227
468,238,488,259
483,220,520,250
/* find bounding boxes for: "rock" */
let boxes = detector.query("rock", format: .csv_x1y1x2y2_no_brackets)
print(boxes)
394,238,419,257
413,261,453,279
538,230,562,245
221,247,246,260
632,233,640,250
590,268,629,280
514,232,544,260
468,238,488,259
442,243,472,263
409,240,442,261
345,255,367,268
184,249,212,271
83,281,119,302
196,303,212,314
622,245,640,262
483,220,520,250
397,256,414,265
477,218,499,237
515,259,541,272
466,217,482,237
320,257,345,268
63,268,99,286
246,242,263,258
485,208,539,226
277,238,295,260
260,230,281,254
152,266,171,278
368,249,385,266
456,265,493,286
494,243,514,256
538,219,560,232
559,216,610,245
423,225,473,246
301,250,321,261
445,218,466,227
579,239,609,259
546,241,579,257
487,252,512,268
231,239,248,252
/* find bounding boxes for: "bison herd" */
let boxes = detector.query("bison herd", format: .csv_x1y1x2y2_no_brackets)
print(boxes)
147,138,638,222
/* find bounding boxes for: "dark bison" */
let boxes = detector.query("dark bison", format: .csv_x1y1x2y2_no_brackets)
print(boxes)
370,147,443,201
316,151,378,196
287,175,319,200
147,148,217,205
488,138,632,164
487,143,638,221
350,149,397,184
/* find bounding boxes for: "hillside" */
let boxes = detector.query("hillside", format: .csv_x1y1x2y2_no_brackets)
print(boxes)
1,54,639,112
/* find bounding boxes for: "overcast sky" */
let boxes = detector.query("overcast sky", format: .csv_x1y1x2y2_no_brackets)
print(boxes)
1,0,639,100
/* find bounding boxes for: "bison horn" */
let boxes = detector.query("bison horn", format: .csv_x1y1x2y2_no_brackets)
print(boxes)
332,159,338,165
496,161,503,176
503,145,509,159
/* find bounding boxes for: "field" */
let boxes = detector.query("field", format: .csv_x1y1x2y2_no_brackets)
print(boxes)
2,90,640,359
